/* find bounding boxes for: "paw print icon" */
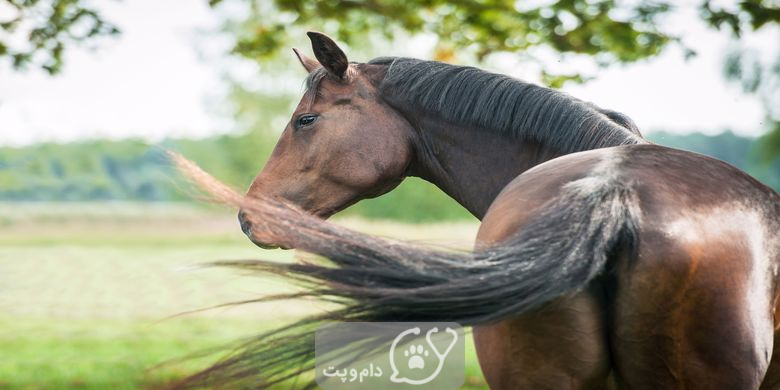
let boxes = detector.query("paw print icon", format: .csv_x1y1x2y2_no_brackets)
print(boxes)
389,327,458,385
405,345,429,369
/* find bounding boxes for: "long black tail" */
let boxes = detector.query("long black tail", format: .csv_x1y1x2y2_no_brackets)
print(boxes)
169,153,640,389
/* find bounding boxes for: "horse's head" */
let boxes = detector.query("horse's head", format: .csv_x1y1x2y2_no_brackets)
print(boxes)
239,32,414,248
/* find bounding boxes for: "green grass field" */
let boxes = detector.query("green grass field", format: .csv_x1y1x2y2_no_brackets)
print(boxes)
0,203,486,389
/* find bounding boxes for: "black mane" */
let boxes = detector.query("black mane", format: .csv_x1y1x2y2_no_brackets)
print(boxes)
306,57,645,154
370,57,644,154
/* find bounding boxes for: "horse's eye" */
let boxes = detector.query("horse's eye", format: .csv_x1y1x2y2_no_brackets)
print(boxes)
295,114,318,129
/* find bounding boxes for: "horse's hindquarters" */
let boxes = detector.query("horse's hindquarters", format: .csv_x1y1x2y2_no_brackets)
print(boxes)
609,221,775,389
473,286,611,390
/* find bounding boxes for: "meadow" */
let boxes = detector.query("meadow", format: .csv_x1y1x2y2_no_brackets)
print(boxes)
0,203,486,389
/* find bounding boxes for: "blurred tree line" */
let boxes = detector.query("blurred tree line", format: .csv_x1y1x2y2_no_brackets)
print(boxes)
0,130,777,221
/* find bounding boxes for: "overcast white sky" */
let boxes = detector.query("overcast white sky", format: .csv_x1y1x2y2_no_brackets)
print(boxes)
0,0,777,146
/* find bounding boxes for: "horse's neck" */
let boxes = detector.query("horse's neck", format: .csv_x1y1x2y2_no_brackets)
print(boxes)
406,116,563,219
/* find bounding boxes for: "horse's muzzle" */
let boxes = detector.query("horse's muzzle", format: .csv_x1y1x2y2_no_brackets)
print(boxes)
237,209,282,250
238,210,252,237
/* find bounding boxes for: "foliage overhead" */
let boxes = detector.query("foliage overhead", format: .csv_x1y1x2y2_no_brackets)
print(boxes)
3,0,779,156
217,0,679,83
5,1,777,75
700,0,780,36
213,1,777,65
0,0,118,74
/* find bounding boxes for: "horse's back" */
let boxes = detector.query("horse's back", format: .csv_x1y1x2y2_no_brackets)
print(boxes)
477,144,780,389
482,143,780,289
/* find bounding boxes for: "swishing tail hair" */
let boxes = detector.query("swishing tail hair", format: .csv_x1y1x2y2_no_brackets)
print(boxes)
168,152,640,389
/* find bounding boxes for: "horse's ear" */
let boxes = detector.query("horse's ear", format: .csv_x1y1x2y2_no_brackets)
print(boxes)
306,31,348,79
292,48,321,73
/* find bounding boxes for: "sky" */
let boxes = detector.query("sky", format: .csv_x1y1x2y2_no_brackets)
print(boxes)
0,1,777,147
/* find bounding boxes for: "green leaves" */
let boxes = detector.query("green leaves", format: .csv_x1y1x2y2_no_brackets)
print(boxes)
214,0,673,68
0,0,118,74
4,0,775,82
701,0,780,36
541,71,590,89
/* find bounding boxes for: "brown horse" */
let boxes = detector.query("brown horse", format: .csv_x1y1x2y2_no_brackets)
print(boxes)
183,32,780,389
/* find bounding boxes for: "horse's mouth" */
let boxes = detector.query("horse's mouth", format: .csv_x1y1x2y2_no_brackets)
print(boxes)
238,210,289,250
254,241,283,250
246,230,290,250
237,203,340,250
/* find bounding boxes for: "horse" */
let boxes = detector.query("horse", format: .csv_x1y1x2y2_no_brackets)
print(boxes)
177,32,780,389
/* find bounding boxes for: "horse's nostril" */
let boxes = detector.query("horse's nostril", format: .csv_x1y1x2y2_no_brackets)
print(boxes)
238,210,252,236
